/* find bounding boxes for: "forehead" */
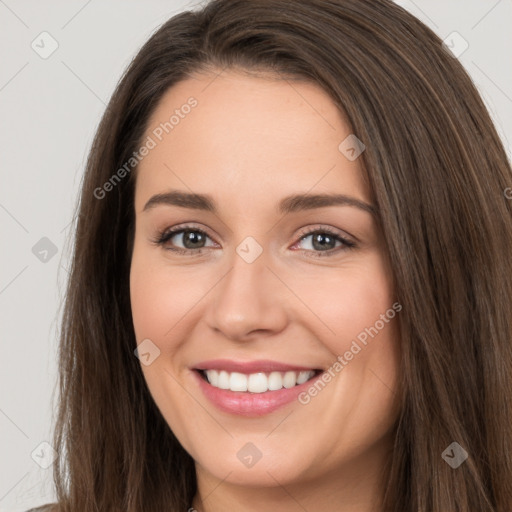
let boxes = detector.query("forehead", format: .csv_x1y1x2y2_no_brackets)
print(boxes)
134,70,370,212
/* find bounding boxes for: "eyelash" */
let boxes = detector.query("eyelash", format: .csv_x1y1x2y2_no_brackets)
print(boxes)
151,224,357,258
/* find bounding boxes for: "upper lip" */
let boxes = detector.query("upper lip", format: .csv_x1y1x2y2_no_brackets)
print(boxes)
193,359,321,374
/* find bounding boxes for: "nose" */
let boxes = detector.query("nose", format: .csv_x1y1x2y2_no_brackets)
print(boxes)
205,248,289,342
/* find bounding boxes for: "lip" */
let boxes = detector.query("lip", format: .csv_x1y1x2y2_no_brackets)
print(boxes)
191,366,324,417
193,358,321,374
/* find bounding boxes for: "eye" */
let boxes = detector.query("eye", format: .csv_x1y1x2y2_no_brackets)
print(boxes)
151,224,357,257
291,226,356,258
151,225,216,255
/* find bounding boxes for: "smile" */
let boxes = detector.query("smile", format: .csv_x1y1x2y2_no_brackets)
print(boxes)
198,369,319,393
191,368,323,417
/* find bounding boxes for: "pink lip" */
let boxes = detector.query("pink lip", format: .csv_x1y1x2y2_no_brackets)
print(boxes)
192,368,323,417
193,358,320,374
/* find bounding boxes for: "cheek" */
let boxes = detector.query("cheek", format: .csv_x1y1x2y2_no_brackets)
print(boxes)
129,246,202,344
130,267,167,343
290,253,395,355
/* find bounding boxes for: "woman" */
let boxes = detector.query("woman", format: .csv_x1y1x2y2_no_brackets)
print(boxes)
33,0,512,510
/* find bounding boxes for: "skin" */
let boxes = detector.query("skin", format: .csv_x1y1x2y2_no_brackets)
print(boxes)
130,68,402,512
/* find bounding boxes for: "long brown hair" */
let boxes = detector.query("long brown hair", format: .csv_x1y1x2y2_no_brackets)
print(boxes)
44,0,512,510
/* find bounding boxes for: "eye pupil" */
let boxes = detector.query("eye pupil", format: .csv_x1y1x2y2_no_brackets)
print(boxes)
312,233,335,251
183,230,206,249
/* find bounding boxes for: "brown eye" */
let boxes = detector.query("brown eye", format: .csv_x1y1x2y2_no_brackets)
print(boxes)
292,227,356,258
152,226,216,255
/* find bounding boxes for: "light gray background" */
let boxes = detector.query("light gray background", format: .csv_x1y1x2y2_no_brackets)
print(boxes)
1,1,511,510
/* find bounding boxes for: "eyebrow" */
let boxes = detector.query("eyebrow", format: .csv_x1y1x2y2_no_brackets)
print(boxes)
142,190,377,216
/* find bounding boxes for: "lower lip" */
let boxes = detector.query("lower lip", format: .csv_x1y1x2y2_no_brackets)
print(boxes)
192,370,322,417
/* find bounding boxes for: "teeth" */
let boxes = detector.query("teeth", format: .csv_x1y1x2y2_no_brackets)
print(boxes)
230,372,247,392
217,370,230,390
203,369,316,393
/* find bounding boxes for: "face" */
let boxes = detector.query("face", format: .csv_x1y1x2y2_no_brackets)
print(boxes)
130,69,401,497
